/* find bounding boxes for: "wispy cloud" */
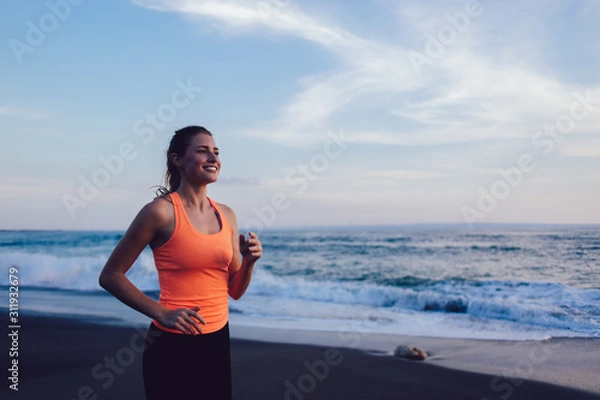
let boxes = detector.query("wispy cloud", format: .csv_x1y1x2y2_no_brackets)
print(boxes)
557,137,600,158
0,105,52,120
367,169,445,180
217,176,261,186
132,0,600,152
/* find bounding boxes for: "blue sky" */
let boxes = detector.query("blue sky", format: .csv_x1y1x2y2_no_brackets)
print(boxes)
1,0,599,230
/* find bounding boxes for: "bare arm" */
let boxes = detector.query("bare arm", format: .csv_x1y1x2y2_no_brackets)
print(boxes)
98,199,205,334
220,204,262,300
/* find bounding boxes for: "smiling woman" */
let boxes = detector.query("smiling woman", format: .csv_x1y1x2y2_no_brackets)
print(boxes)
98,125,263,400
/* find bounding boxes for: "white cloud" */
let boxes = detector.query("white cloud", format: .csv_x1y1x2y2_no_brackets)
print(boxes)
132,0,600,151
0,177,64,197
366,169,445,180
557,137,600,158
123,0,600,226
217,176,261,186
131,0,360,49
0,106,51,120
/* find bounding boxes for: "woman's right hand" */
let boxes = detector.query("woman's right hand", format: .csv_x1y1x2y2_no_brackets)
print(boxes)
158,306,206,335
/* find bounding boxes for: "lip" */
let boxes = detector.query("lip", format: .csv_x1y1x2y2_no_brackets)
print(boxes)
203,166,218,172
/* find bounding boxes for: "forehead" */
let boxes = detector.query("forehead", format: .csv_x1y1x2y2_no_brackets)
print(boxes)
189,133,217,148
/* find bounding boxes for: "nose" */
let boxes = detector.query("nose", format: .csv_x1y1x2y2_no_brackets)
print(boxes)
207,151,218,162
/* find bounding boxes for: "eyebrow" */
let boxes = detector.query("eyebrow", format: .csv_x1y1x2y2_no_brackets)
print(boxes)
195,145,219,151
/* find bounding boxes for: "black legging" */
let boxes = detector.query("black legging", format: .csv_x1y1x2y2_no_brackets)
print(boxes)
143,322,232,400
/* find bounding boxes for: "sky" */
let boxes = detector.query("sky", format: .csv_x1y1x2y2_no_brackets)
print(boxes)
1,0,599,230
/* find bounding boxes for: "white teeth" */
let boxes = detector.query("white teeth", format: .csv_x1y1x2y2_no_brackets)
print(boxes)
204,166,217,172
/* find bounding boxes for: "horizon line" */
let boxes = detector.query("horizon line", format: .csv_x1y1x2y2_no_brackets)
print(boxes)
2,222,600,232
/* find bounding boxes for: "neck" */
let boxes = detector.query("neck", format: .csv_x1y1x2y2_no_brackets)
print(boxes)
176,182,210,209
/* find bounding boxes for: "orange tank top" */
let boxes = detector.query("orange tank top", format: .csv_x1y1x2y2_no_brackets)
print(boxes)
151,192,233,334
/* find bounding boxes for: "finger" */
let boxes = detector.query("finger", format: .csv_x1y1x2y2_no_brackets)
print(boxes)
239,233,247,244
175,321,192,335
247,249,262,256
247,244,262,252
190,311,206,325
189,320,203,334
178,315,193,334
181,314,201,335
247,240,261,247
186,309,206,334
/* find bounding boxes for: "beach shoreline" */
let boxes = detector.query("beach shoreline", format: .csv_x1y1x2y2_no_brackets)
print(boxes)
229,323,600,394
2,313,598,400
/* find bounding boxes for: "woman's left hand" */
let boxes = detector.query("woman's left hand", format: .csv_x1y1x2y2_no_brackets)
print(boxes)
239,231,262,265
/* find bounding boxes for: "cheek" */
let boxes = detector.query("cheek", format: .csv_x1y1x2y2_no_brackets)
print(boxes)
190,154,207,163
182,155,204,171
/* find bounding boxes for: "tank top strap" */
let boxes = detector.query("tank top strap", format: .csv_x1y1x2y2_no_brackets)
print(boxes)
207,197,231,234
169,192,185,233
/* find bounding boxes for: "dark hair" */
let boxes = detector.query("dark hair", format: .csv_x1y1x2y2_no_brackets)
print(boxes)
155,126,213,196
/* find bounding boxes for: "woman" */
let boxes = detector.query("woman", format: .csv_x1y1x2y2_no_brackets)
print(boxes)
99,125,262,400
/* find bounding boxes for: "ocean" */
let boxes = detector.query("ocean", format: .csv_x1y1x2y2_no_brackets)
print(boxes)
1,225,599,340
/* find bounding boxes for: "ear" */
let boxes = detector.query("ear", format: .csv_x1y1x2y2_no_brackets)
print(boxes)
171,153,182,169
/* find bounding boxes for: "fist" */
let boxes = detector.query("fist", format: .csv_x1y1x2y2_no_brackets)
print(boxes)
239,231,262,264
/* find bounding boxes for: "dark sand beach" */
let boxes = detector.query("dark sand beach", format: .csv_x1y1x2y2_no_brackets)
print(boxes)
2,314,599,400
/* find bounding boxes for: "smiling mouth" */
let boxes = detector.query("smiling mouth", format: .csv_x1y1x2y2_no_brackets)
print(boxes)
203,166,218,172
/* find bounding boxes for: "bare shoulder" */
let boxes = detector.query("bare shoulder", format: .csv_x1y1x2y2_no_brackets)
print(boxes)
138,195,174,227
114,195,175,251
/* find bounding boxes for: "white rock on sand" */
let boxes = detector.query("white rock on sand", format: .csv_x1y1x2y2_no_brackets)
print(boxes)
393,345,427,360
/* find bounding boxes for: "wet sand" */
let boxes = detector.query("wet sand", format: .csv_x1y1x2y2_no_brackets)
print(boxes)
2,314,599,400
